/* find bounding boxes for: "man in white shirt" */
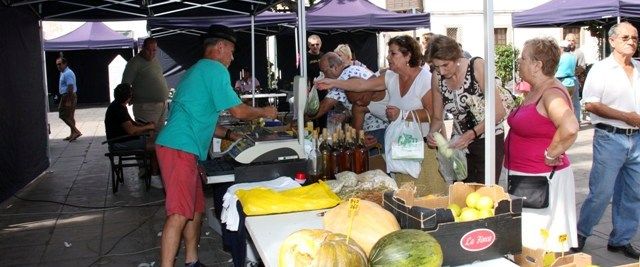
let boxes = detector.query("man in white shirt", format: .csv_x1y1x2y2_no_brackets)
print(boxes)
574,22,640,259
309,52,388,144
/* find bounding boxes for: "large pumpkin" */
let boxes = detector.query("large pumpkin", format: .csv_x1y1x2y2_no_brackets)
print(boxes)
278,229,368,267
323,199,400,256
369,229,443,267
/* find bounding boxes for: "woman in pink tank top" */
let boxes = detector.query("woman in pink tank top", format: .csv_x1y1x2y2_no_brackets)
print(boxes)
506,37,579,252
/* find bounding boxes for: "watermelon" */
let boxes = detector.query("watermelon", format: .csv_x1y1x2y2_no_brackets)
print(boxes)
369,229,443,267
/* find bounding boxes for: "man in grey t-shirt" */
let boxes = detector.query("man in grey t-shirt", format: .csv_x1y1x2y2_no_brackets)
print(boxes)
122,37,169,131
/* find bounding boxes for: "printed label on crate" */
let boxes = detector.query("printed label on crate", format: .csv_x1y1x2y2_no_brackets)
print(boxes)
459,228,496,252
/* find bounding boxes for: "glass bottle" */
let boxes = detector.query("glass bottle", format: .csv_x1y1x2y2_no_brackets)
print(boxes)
329,132,341,179
307,131,321,183
319,129,332,181
341,132,355,172
354,130,370,174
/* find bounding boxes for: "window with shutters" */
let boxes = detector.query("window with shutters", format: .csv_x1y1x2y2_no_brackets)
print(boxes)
494,28,507,45
386,0,423,12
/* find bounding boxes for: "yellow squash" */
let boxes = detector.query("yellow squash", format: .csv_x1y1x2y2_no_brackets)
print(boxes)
278,229,368,267
323,199,400,256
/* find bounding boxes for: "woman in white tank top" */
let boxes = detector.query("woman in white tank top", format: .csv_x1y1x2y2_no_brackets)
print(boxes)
315,35,448,196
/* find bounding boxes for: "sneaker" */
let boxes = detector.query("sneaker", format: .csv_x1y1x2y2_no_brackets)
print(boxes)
150,175,164,189
607,243,640,259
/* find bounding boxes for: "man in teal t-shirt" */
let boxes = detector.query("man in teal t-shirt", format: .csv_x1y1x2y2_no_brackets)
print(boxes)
155,25,277,267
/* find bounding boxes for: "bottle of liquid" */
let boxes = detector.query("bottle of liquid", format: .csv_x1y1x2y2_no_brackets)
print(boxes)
319,129,332,181
307,131,321,183
354,130,370,174
329,132,341,179
341,131,355,172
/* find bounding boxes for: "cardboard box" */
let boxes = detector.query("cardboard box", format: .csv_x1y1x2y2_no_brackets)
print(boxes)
369,153,386,173
516,247,592,267
382,182,523,266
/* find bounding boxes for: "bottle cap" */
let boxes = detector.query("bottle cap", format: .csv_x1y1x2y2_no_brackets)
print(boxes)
295,171,306,184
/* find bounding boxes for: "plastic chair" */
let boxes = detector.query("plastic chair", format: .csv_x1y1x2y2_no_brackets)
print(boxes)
102,136,153,193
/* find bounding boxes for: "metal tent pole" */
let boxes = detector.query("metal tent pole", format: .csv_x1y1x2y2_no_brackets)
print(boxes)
483,0,497,185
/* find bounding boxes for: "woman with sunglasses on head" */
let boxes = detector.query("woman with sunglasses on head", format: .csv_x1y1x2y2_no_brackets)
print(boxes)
316,35,448,197
506,37,578,252
425,34,507,184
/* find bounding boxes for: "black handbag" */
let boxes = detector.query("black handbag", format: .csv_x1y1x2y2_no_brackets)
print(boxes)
506,103,556,209
507,169,554,209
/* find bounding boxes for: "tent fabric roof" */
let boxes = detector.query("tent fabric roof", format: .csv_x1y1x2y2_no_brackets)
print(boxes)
306,0,429,31
44,22,133,51
5,0,280,20
147,11,296,35
512,0,640,28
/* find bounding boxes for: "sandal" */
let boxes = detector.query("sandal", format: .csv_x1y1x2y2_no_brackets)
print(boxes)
185,260,206,267
69,133,82,141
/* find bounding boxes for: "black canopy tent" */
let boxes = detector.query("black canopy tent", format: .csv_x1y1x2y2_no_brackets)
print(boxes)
146,10,296,91
276,0,430,90
0,0,281,202
44,22,135,104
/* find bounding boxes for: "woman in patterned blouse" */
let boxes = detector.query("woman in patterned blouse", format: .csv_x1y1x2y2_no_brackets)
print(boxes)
425,34,507,184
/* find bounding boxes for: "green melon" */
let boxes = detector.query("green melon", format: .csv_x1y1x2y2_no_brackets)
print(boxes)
369,229,443,267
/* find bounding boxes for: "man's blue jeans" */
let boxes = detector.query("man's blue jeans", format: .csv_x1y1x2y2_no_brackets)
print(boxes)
572,78,582,122
577,128,640,246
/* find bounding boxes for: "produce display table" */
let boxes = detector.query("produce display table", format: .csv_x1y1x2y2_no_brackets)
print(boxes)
240,92,287,99
244,209,519,267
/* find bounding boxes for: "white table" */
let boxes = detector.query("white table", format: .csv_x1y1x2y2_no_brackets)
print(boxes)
245,210,326,267
240,92,287,99
244,209,518,267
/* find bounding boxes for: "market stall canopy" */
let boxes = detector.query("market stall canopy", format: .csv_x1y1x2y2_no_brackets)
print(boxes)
44,22,133,50
512,0,640,27
305,0,430,31
4,0,281,20
148,10,295,30
147,11,296,37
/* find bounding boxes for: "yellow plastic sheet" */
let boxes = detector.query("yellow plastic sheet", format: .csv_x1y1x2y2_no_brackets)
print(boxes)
236,181,341,216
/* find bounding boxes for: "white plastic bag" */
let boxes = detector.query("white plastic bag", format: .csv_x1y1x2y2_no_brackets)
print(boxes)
390,111,424,160
385,110,424,178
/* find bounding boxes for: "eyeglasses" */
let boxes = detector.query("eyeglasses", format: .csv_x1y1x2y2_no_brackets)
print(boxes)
309,43,320,47
617,35,638,43
56,63,63,66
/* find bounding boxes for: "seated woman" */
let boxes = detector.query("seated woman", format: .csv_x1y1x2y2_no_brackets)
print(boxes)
105,83,156,152
234,69,261,94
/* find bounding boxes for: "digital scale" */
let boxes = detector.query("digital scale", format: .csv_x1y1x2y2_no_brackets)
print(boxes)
228,127,304,163
202,76,308,184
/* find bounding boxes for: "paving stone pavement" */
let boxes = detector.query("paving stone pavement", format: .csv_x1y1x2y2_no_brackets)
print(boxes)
0,106,638,266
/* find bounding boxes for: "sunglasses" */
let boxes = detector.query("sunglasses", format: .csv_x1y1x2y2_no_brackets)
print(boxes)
617,35,639,43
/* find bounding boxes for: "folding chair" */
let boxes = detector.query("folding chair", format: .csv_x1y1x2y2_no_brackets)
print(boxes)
102,136,153,193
